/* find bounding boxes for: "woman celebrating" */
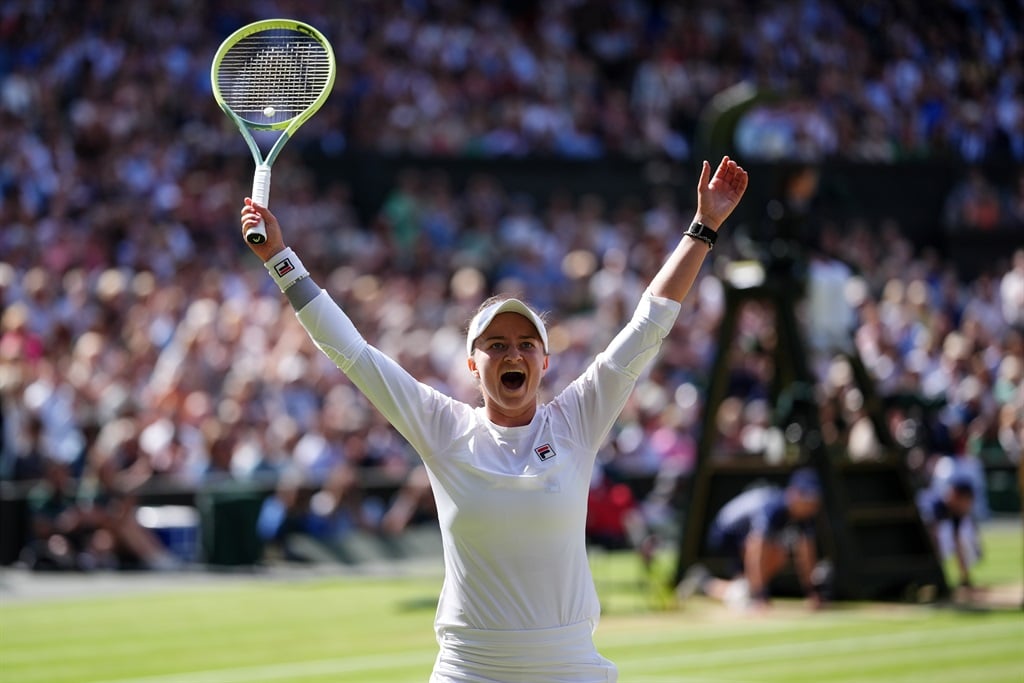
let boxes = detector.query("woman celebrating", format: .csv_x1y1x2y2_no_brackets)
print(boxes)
240,157,747,682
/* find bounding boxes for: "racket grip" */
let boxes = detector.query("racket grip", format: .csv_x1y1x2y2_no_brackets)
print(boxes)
247,164,272,245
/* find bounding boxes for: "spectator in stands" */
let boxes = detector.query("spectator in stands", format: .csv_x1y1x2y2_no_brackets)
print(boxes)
379,464,436,536
80,418,183,570
943,168,1005,231
25,455,118,571
5,0,1023,179
23,438,181,571
1000,249,1024,329
1006,175,1024,227
677,468,826,612
4,413,46,482
585,467,655,569
994,403,1023,466
256,472,319,562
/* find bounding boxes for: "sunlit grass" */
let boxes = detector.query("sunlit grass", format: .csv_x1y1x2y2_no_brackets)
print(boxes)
1,523,1020,683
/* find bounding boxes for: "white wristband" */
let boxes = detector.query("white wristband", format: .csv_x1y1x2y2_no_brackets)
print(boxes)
264,247,309,292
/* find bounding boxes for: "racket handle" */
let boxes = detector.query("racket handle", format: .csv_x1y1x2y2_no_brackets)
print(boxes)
247,164,272,244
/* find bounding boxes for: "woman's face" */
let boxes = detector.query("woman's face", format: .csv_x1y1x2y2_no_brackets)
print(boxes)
468,312,549,427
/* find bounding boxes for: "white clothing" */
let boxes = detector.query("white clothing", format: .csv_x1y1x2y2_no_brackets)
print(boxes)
1000,266,1024,326
294,288,679,676
807,257,855,354
430,620,616,683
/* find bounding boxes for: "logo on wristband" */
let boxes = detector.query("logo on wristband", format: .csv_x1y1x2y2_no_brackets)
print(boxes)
274,258,295,277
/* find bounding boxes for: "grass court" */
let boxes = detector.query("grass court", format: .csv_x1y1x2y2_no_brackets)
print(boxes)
1,522,1021,683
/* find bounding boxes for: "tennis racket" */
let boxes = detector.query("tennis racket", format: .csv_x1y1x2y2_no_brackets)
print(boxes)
211,19,336,244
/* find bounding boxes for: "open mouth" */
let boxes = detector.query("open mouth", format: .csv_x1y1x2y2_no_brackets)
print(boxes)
501,371,526,390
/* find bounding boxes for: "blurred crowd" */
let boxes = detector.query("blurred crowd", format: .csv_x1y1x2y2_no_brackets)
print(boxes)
2,0,1022,162
1,0,1022,568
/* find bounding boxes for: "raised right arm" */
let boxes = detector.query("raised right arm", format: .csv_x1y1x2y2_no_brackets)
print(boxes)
240,200,465,462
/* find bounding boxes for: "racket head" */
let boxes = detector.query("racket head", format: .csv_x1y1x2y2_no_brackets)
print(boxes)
211,19,336,134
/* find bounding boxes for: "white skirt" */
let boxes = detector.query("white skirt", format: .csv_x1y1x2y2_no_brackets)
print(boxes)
430,619,618,683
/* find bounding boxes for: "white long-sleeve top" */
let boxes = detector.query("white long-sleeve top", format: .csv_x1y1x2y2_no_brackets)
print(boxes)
294,288,680,635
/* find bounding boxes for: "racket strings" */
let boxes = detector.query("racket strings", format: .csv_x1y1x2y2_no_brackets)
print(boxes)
218,32,331,121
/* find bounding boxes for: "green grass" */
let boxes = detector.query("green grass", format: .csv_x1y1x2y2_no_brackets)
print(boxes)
943,518,1022,587
1,523,1020,683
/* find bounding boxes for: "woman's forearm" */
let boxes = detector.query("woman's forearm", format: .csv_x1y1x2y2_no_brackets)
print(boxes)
646,220,714,304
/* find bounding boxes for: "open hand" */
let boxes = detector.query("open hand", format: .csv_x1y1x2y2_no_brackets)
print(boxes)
696,156,749,230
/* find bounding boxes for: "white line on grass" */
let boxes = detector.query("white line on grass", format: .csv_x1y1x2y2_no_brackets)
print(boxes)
596,601,1016,649
619,619,1019,674
852,661,1024,683
86,650,435,683
88,619,1020,683
629,678,761,683
804,640,1024,683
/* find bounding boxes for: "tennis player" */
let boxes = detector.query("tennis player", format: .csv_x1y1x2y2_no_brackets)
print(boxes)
240,157,748,682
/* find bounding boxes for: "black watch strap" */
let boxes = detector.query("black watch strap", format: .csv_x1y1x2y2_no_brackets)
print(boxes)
685,221,718,249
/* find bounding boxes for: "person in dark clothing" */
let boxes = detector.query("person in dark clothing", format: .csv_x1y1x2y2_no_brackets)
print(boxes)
24,456,118,571
917,477,980,589
678,468,824,611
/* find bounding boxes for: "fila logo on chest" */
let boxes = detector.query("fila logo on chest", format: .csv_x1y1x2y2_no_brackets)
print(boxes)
534,443,556,461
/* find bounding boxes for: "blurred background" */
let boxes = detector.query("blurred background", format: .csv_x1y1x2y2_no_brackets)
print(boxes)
0,0,1020,591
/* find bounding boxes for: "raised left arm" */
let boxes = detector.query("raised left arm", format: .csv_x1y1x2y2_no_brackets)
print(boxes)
648,156,748,303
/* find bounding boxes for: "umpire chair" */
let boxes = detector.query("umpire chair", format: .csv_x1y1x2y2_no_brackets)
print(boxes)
673,166,949,602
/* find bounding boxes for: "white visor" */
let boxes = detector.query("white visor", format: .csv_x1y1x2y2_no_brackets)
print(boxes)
466,298,549,356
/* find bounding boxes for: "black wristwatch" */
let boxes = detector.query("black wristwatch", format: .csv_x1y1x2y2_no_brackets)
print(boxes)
685,221,718,250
